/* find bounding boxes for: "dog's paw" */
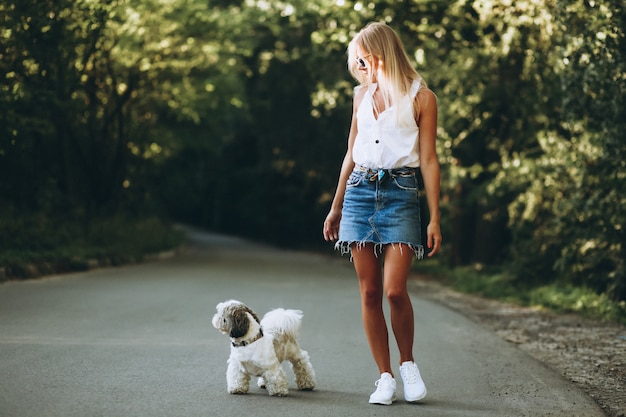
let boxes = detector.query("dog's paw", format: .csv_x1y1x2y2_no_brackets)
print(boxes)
296,377,316,391
269,389,289,397
228,387,249,395
257,377,266,389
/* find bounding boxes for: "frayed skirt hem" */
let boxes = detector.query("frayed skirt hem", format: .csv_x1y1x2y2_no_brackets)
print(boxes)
334,240,424,261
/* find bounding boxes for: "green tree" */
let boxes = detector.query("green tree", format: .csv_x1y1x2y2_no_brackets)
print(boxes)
2,0,624,301
0,0,149,216
506,0,626,300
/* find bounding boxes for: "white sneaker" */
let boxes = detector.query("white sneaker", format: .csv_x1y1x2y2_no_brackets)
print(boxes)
399,361,427,402
368,372,396,405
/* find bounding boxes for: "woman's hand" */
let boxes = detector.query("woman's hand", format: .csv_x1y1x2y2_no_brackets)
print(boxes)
426,221,442,257
323,210,342,242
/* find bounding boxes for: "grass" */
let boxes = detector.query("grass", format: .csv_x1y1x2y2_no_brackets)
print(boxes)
0,215,185,279
4,215,625,325
415,261,626,325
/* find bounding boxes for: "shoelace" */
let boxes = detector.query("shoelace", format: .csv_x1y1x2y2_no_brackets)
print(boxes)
375,377,392,390
402,366,419,383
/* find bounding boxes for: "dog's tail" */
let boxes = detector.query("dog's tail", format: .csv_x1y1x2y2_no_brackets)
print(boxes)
261,308,303,337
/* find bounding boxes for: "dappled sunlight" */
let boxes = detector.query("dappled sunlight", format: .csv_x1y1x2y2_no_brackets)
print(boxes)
1,0,624,310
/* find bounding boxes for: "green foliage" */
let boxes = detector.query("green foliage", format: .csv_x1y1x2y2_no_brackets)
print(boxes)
503,0,626,301
528,284,626,324
0,212,184,278
440,264,626,324
1,0,625,307
440,264,522,303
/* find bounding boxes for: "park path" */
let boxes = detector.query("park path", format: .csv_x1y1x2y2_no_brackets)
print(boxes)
0,227,604,417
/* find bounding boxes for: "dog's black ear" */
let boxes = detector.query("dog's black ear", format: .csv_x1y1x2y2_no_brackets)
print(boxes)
230,309,249,338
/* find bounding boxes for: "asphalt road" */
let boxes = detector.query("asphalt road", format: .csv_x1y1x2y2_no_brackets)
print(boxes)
0,227,605,417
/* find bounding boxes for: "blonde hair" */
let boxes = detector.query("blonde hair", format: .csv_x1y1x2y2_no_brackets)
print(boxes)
348,22,425,118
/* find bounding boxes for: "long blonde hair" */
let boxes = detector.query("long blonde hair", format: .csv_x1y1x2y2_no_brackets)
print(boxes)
348,22,425,118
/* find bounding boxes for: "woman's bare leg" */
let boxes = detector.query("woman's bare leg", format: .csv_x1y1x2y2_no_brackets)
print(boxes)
351,244,393,376
383,244,415,364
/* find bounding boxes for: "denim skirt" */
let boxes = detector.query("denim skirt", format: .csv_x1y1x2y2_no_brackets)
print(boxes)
335,165,424,259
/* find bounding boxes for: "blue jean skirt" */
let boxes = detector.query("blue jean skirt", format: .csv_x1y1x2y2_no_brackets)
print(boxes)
335,165,424,259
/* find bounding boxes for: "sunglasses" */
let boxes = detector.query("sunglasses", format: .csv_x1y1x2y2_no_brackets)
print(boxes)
356,54,372,69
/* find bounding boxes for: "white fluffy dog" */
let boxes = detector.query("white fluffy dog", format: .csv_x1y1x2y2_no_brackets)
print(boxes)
212,299,316,396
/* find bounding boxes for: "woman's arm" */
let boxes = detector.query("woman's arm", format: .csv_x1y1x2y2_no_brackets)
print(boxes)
323,87,366,242
416,88,442,256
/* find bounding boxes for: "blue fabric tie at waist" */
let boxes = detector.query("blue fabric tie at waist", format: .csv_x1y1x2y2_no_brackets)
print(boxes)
354,165,418,181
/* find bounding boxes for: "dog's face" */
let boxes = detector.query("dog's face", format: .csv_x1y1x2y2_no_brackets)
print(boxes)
212,300,261,338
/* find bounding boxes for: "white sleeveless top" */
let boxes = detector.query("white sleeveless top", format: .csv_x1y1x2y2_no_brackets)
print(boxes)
352,80,422,169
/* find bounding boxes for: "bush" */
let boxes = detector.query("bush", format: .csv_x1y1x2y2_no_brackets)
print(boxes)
431,263,626,324
0,213,184,279
529,285,626,324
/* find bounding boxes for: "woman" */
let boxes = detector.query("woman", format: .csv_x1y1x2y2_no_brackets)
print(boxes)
323,22,442,405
